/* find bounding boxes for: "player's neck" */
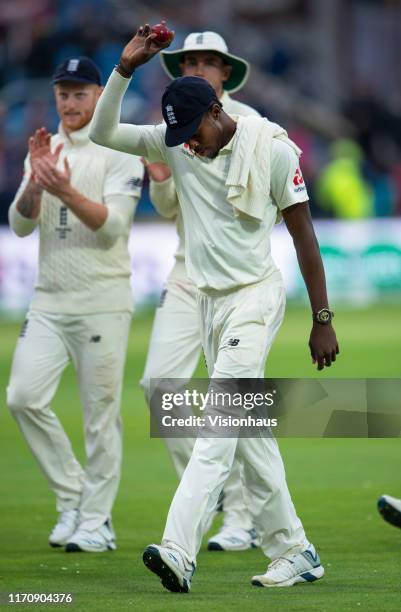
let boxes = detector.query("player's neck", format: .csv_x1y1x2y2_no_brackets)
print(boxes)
220,114,237,148
215,84,224,100
60,119,91,136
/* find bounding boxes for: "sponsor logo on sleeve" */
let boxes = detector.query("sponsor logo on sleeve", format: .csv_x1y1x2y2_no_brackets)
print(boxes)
293,167,306,193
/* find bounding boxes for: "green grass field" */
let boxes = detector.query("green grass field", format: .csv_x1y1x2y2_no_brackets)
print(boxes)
1,304,400,611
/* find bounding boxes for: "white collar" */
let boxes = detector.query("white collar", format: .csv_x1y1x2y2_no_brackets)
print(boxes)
58,121,91,145
220,114,240,153
220,90,232,108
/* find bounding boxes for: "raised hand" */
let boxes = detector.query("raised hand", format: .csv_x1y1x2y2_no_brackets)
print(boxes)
34,156,72,198
29,127,63,179
118,22,174,75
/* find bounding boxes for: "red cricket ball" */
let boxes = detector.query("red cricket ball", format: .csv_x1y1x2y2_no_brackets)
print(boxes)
151,23,173,43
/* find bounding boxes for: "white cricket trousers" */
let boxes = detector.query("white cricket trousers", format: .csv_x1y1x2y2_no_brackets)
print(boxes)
7,310,131,531
162,277,308,563
141,261,253,530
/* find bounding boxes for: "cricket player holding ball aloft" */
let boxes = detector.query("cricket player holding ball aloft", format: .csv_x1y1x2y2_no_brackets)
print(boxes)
141,30,262,552
90,23,339,592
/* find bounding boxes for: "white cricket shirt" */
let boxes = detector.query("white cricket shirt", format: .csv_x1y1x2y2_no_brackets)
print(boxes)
150,90,260,263
90,70,308,293
9,122,144,314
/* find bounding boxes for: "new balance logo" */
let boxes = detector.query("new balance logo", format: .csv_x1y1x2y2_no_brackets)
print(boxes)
227,338,240,346
90,335,101,343
167,552,179,564
126,176,143,188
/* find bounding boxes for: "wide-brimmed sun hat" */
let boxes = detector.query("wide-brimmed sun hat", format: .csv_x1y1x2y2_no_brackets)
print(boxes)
160,31,250,94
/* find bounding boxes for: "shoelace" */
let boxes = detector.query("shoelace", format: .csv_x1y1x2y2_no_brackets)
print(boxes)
267,557,293,571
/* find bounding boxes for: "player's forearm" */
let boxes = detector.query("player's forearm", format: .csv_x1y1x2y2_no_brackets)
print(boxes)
58,185,108,230
9,179,42,236
293,234,330,312
97,194,138,241
149,176,179,218
16,178,42,219
89,70,148,157
283,202,330,311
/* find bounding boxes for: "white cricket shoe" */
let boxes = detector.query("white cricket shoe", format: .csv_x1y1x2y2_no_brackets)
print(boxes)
65,519,116,552
143,544,195,593
251,544,324,587
49,509,79,548
378,494,401,528
207,527,259,551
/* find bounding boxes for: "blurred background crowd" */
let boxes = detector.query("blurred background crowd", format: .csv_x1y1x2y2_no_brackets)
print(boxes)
1,0,401,221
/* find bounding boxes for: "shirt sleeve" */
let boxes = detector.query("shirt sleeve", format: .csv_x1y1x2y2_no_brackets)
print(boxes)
103,150,144,198
89,69,167,163
96,193,138,241
270,138,309,211
8,154,40,236
149,176,179,219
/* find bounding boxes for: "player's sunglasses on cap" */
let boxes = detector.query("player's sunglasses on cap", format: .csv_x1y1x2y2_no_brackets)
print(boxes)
52,57,102,86
162,76,218,147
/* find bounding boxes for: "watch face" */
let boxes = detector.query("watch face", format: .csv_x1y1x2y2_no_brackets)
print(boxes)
318,309,331,323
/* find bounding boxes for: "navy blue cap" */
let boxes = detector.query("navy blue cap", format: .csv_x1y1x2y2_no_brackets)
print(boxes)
162,76,218,147
52,57,102,86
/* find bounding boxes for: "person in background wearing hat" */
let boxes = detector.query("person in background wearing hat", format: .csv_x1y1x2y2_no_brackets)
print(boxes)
140,31,260,553
90,25,338,591
7,57,144,553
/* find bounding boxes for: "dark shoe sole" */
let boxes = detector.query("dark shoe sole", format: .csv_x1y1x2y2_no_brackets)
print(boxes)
49,542,63,548
207,541,258,551
143,546,189,593
65,543,115,552
65,543,84,552
378,497,401,528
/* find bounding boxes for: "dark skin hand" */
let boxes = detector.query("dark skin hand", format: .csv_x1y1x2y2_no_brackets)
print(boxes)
116,21,175,76
282,201,340,370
